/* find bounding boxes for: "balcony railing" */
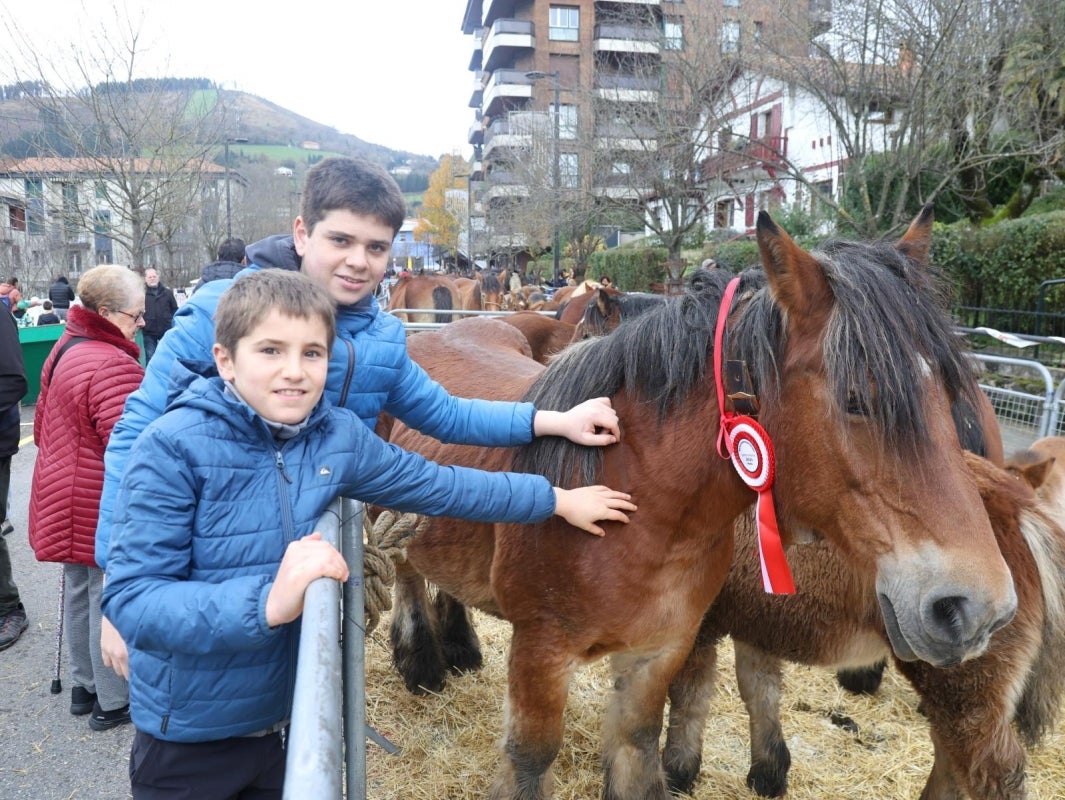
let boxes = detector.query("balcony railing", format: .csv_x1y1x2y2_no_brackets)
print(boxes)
484,18,534,71
701,135,789,179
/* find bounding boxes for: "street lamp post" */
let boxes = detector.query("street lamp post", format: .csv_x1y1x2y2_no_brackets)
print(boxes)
525,70,561,285
223,137,248,238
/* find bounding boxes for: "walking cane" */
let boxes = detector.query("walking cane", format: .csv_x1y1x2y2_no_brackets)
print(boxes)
50,566,65,694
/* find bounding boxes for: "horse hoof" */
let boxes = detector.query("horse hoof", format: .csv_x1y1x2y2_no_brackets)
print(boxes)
664,760,701,795
746,767,787,798
444,642,484,674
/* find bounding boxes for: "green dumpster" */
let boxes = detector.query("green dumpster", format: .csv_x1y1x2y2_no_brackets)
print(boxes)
19,323,66,404
18,323,145,404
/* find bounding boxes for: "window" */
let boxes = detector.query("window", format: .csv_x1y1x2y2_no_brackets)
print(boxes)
9,205,25,232
94,210,113,262
715,200,733,229
94,181,108,200
867,101,894,124
557,104,578,140
724,0,740,6
25,178,44,235
721,20,740,53
62,183,79,236
549,6,579,41
560,153,579,188
753,21,763,42
611,161,631,175
663,19,684,50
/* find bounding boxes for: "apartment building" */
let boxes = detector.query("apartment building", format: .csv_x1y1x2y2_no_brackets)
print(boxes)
461,0,832,267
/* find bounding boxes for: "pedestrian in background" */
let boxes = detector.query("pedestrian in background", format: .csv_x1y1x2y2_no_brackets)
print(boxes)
141,268,178,364
36,300,61,326
193,237,247,294
0,277,22,312
49,275,76,321
29,265,144,731
0,308,27,650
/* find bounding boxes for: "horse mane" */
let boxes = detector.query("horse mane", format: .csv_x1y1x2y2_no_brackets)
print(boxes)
515,238,981,485
578,290,666,335
733,236,983,454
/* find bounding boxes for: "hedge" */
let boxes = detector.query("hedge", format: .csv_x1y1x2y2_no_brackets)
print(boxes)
586,246,670,292
933,210,1065,314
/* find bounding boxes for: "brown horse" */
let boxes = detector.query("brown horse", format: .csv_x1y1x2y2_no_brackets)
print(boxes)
385,208,1016,799
570,288,667,341
481,272,506,310
386,273,461,323
665,445,1065,800
498,311,576,364
453,276,484,312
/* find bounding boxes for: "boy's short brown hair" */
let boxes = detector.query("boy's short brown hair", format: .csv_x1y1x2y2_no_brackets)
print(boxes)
215,270,337,354
299,157,406,237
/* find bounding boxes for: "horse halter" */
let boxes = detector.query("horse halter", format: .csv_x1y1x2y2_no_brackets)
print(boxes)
714,277,796,595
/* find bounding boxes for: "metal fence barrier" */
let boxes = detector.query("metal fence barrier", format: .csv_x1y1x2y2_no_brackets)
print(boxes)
972,353,1056,452
284,498,369,800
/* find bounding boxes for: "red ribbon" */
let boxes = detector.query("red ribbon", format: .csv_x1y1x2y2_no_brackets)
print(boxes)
714,277,795,594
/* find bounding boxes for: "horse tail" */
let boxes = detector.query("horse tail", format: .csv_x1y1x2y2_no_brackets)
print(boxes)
1014,503,1065,746
432,286,454,325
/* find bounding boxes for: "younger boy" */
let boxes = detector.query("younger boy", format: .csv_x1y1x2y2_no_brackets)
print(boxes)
101,271,635,799
97,156,620,571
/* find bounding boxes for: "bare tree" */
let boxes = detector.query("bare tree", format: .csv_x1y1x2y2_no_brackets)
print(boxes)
759,0,1065,234
0,4,226,267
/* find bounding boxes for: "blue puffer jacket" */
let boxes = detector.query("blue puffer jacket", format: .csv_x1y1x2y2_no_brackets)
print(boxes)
96,234,537,568
102,364,555,743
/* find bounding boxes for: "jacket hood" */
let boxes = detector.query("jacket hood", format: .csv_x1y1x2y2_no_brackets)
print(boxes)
245,234,300,272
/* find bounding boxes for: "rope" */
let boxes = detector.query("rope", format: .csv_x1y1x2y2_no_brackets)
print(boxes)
361,510,429,634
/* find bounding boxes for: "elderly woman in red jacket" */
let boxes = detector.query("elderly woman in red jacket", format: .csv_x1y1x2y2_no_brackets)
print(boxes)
29,264,145,732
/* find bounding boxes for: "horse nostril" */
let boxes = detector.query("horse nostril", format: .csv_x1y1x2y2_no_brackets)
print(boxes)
931,596,965,640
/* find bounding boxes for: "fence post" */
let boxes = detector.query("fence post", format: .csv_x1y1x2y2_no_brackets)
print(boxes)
341,498,367,799
283,500,344,799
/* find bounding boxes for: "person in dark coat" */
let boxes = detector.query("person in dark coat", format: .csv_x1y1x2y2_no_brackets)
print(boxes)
36,300,61,326
49,275,77,321
0,309,28,650
192,237,246,295
141,268,178,364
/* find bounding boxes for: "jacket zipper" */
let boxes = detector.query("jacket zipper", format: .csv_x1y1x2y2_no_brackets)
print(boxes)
273,444,300,719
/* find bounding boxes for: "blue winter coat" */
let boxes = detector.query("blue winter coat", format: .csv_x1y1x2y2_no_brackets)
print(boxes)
101,365,555,743
96,234,538,568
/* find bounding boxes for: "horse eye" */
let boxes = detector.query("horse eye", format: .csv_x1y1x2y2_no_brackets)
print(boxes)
846,391,870,416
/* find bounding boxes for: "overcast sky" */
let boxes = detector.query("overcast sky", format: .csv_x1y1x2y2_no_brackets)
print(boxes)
0,0,476,159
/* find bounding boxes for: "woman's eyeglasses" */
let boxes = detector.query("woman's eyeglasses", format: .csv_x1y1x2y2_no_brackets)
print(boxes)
112,309,145,323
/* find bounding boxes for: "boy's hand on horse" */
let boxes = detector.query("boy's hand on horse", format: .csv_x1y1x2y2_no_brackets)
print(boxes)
553,486,636,537
534,397,620,446
266,532,350,627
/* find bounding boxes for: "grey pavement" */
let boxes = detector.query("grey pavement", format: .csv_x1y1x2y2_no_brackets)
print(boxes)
0,404,133,800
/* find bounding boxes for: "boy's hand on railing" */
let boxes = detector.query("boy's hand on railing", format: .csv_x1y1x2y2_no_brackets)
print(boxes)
266,532,350,628
552,486,636,537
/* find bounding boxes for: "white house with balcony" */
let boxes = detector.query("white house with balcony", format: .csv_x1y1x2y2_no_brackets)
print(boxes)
0,157,229,292
699,61,903,234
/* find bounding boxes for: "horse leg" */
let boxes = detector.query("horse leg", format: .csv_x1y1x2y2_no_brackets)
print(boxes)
734,641,791,798
662,628,721,794
919,704,1027,800
487,629,572,800
602,647,692,800
835,658,887,695
389,567,449,694
433,590,484,674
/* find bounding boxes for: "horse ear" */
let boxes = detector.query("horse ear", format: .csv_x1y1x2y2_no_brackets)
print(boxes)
756,210,831,317
896,204,934,266
1019,454,1055,492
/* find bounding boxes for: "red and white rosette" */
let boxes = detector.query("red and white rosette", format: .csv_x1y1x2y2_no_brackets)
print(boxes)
722,415,795,595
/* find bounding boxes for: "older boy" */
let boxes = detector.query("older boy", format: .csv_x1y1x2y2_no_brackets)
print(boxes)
102,271,633,798
96,157,618,572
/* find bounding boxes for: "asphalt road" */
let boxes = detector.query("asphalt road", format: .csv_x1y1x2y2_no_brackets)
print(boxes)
0,404,133,800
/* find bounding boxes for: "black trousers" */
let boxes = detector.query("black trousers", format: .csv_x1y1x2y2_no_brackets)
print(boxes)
130,729,285,800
